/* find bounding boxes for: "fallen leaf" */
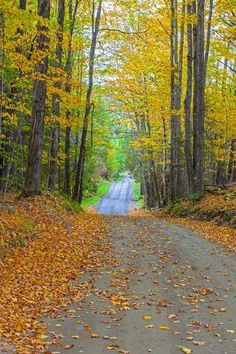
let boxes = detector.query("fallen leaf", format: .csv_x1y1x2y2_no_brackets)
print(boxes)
227,329,235,334
168,314,178,321
107,344,120,350
159,326,170,330
64,344,74,349
219,307,227,312
176,346,192,353
193,340,205,346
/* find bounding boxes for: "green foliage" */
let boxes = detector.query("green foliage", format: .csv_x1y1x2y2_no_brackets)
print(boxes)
184,193,203,203
132,180,144,208
166,193,203,216
60,195,84,213
81,180,112,209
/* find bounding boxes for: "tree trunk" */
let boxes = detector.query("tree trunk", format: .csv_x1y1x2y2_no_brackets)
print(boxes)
160,114,168,206
0,12,5,189
204,0,214,84
64,124,71,195
192,0,205,194
63,0,79,195
73,0,102,203
169,0,185,200
19,0,26,10
228,139,236,182
23,0,50,196
48,0,65,191
184,1,193,192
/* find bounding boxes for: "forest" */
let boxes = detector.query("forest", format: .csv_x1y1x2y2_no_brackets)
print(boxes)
0,1,236,352
0,0,235,207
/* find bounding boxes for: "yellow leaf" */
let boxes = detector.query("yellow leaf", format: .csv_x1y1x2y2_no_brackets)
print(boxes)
176,346,192,353
159,326,170,330
143,315,152,320
107,344,120,350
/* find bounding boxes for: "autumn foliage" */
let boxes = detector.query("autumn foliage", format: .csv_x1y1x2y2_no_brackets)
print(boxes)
0,196,109,352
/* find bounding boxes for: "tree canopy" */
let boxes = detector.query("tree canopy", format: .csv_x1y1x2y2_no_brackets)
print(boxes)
0,0,235,207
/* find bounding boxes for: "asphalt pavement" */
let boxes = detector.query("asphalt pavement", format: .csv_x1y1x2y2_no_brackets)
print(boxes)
96,176,135,215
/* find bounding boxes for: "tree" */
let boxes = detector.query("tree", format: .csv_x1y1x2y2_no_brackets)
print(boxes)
23,0,50,196
184,0,194,192
63,0,79,196
73,0,103,203
48,0,65,191
169,0,185,200
192,0,206,194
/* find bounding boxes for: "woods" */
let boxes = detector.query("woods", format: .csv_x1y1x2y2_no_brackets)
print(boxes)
0,0,235,207
0,2,236,351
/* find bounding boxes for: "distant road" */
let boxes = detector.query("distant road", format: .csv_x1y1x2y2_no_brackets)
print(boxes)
96,176,135,215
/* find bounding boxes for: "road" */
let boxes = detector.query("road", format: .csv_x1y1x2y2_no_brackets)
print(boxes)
96,176,135,215
44,217,236,354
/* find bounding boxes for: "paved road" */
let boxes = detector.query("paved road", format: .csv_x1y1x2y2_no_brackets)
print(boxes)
44,217,236,354
96,176,135,215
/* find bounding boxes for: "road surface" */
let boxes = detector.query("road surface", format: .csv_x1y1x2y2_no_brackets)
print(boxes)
96,176,135,215
43,217,236,354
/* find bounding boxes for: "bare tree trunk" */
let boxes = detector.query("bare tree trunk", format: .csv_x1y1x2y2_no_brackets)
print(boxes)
169,0,185,200
0,12,5,189
160,114,168,206
73,0,102,203
184,1,193,192
228,138,236,182
63,0,79,195
64,124,71,195
192,0,205,194
20,0,26,9
204,0,214,84
48,0,65,191
23,0,50,196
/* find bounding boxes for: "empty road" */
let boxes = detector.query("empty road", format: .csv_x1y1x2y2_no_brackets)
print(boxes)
96,176,135,215
44,216,236,354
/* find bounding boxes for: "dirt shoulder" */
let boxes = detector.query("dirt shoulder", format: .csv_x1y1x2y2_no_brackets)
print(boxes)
131,185,236,252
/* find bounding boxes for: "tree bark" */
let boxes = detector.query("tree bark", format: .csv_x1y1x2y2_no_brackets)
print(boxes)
63,0,79,195
48,0,65,191
19,0,26,10
0,12,5,189
169,0,185,200
73,0,102,203
228,138,236,182
23,0,50,196
192,0,205,194
184,1,194,192
204,0,214,84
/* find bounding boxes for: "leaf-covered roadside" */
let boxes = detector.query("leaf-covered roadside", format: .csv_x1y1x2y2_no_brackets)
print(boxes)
130,187,236,251
154,187,236,251
165,186,236,229
0,196,109,352
159,216,236,252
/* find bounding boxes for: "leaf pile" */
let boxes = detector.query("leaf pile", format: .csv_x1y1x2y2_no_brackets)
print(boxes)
0,196,109,352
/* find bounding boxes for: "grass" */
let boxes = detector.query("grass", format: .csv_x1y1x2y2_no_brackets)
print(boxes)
132,180,144,208
81,180,112,209
61,195,84,213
